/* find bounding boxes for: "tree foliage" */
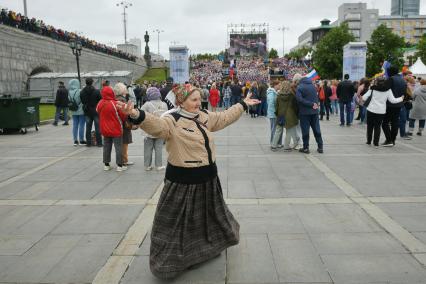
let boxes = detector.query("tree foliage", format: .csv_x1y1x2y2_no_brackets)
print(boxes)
286,46,312,60
312,23,355,79
415,34,426,65
366,24,405,77
269,48,279,59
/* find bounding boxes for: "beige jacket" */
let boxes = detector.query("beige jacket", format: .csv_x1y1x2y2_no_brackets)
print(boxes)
139,103,244,167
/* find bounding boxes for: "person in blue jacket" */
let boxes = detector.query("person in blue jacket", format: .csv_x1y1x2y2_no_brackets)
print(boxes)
295,75,324,154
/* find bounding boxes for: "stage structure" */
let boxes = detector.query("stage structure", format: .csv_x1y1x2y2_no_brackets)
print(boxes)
227,23,269,57
169,45,189,84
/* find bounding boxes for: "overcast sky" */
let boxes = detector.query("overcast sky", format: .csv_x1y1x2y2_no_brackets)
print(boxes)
2,0,425,58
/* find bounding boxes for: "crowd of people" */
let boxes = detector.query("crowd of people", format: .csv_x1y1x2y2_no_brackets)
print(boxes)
189,60,222,86
50,59,426,280
270,57,310,80
235,58,269,83
0,7,136,62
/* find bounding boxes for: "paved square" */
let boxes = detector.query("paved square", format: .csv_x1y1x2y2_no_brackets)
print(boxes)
0,114,425,283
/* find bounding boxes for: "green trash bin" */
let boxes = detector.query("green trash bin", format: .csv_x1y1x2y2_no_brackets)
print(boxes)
0,96,40,134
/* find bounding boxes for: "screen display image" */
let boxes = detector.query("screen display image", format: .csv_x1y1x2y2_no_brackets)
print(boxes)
229,33,267,57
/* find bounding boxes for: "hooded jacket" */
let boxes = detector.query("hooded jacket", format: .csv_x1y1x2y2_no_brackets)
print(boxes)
409,85,426,120
68,79,84,115
96,86,127,137
276,90,299,129
295,77,319,115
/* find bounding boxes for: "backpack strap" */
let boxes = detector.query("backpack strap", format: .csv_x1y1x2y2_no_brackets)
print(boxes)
170,112,181,122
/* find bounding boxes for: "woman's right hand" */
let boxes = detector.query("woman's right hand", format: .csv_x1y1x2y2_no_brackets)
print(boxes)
116,101,137,116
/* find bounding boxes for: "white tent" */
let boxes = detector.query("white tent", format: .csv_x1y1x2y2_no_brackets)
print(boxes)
409,58,426,78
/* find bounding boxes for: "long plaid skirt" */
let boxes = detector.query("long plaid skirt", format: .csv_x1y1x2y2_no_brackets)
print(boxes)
149,176,240,279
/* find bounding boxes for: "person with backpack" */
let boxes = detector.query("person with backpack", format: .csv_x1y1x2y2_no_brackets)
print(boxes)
68,79,85,146
80,78,102,147
53,81,69,126
140,87,168,171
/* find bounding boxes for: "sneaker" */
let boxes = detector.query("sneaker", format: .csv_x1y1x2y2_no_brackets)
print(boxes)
299,148,310,154
104,165,111,171
73,140,78,146
283,148,292,152
374,145,379,149
293,144,301,150
417,132,422,136
145,166,153,171
277,144,284,149
317,148,324,154
402,135,412,140
366,142,371,146
346,123,352,127
125,161,134,166
270,147,278,152
156,166,166,171
79,140,87,145
62,122,69,126
116,166,127,172
382,141,394,147
407,132,413,136
339,124,345,127
52,122,58,126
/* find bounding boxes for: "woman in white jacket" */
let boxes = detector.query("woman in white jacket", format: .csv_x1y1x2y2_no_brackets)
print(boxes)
362,77,403,147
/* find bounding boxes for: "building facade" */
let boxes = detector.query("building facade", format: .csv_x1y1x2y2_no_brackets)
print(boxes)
337,3,379,42
311,19,333,45
379,15,426,44
128,38,142,57
391,0,420,16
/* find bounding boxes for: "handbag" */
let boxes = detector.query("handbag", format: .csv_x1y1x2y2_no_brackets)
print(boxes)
363,90,373,108
405,100,413,110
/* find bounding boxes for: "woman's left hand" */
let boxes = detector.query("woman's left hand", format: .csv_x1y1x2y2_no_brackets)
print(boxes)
244,92,261,106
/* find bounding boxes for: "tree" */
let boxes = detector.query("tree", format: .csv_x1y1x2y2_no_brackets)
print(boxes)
269,48,278,59
312,23,355,79
287,46,312,60
415,34,426,64
366,24,405,77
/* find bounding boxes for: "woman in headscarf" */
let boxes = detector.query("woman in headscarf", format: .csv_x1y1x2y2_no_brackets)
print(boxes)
117,84,260,279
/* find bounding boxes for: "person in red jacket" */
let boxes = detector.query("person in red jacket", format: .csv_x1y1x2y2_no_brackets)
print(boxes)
209,82,220,112
96,86,128,172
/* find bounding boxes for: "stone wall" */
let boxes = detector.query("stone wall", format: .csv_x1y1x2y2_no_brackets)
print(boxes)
0,25,147,96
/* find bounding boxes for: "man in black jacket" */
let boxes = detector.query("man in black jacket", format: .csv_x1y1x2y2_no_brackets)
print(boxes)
382,66,408,146
336,74,356,126
160,77,173,101
80,78,102,146
53,81,69,126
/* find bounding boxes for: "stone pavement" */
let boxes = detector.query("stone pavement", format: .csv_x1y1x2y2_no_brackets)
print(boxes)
0,112,425,284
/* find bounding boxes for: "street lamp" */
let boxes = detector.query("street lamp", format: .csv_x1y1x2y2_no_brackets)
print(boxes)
116,1,132,44
69,39,82,83
153,29,164,56
278,26,289,57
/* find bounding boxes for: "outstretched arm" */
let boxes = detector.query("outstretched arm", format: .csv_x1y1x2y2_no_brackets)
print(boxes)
117,101,173,140
207,94,260,132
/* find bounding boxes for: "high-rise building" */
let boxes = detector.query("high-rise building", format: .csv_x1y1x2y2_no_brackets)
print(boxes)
391,0,420,16
337,3,379,42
